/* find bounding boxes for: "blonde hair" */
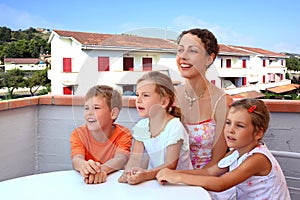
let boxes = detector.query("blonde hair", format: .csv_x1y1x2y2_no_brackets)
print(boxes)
85,85,122,111
137,71,181,119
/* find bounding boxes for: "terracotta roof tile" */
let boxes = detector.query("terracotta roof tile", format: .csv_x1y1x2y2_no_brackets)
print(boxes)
53,30,177,49
4,58,40,64
52,30,288,57
53,30,113,45
267,84,300,93
219,44,253,56
231,45,286,57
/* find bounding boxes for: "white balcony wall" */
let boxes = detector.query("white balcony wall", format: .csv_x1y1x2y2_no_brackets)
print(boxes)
0,99,299,199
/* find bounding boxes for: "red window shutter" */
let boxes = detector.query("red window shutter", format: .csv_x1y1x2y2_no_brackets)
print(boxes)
63,58,72,72
243,77,247,85
242,59,246,68
263,60,266,67
211,80,216,85
226,59,231,68
98,57,109,71
143,58,152,71
263,75,265,83
63,87,72,95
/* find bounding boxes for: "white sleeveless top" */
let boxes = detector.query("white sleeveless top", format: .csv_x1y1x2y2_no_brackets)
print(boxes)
218,143,291,200
132,117,193,170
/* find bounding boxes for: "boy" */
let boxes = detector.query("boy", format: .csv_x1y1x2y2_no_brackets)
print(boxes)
70,85,132,184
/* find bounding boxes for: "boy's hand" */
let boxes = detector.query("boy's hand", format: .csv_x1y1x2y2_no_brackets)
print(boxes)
84,171,107,184
80,159,101,177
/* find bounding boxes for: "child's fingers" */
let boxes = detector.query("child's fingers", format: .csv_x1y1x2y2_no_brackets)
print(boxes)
86,160,101,174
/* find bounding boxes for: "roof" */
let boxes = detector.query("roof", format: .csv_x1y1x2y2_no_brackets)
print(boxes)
231,45,287,58
267,84,300,94
50,30,288,57
231,91,266,99
51,30,177,50
4,58,40,64
219,44,254,56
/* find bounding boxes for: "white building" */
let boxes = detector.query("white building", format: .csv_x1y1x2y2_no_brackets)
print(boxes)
4,58,47,71
48,30,182,95
48,30,292,97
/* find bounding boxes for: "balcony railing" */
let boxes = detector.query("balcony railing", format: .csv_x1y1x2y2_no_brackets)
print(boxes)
0,95,299,199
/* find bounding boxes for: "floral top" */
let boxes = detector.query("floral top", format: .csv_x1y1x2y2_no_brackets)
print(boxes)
218,143,291,200
185,119,216,169
132,117,192,170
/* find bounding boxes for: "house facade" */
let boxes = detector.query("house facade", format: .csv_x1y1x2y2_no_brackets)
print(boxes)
48,30,182,96
48,30,290,97
212,45,290,96
4,58,48,71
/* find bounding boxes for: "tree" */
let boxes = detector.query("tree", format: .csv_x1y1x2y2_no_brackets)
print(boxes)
286,57,300,71
26,69,51,96
0,26,51,59
0,68,26,99
0,27,11,42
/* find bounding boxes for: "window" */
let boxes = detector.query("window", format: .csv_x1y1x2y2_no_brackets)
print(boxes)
226,59,231,68
243,77,247,85
143,57,152,71
63,58,72,72
122,85,136,96
281,60,284,66
123,57,134,71
221,59,223,68
63,87,72,95
211,80,216,85
98,56,109,71
242,59,246,68
262,60,266,67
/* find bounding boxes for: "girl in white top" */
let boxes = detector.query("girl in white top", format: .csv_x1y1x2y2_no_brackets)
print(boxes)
157,98,291,200
118,71,192,185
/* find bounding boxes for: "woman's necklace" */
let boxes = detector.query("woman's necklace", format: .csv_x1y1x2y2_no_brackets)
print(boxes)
184,89,205,110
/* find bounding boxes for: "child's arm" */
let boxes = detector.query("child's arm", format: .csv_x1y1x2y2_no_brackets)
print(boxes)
126,140,182,185
118,139,145,183
157,153,271,192
100,152,128,174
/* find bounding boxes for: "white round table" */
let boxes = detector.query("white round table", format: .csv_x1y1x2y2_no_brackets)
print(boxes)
0,170,211,200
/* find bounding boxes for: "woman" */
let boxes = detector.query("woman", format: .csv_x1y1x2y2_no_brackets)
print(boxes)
175,28,233,169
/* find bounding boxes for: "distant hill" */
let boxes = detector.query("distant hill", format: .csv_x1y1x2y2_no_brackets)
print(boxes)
0,27,51,42
0,27,51,59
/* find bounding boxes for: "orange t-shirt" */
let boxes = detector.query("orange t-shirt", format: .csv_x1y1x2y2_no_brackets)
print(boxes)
70,124,132,164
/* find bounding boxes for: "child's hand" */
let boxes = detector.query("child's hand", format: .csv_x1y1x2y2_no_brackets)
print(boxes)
126,167,145,185
156,168,179,184
84,171,107,184
118,171,128,183
80,159,101,178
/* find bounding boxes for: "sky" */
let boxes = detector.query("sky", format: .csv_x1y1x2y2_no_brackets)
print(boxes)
0,0,299,54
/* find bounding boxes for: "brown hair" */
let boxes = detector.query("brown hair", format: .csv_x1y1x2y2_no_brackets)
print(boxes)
230,98,270,134
85,85,122,111
177,28,219,62
137,71,182,119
